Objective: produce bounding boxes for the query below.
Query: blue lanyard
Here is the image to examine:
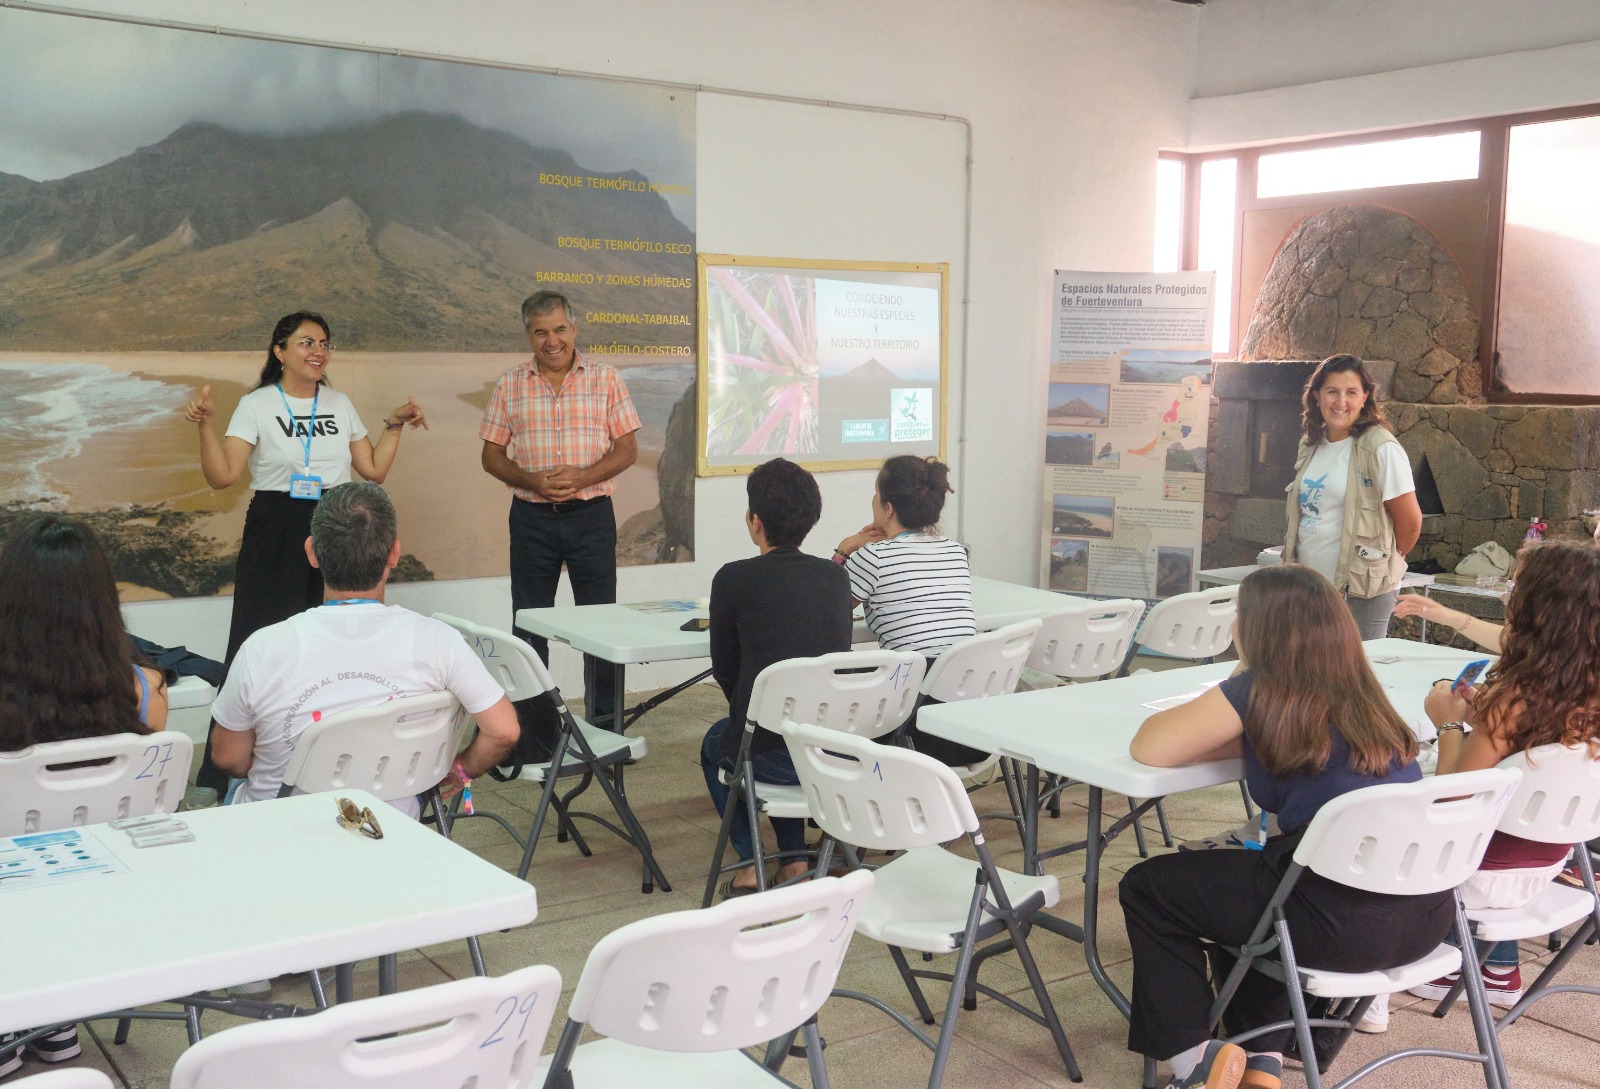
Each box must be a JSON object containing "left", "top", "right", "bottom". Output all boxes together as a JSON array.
[
  {"left": 276, "top": 383, "right": 319, "bottom": 471},
  {"left": 322, "top": 598, "right": 381, "bottom": 608}
]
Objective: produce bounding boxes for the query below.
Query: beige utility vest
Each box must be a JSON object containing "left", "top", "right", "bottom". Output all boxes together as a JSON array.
[{"left": 1282, "top": 426, "right": 1408, "bottom": 599}]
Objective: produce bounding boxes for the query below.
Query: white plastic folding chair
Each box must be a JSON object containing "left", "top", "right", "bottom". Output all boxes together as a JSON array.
[
  {"left": 0, "top": 732, "right": 191, "bottom": 835},
  {"left": 433, "top": 614, "right": 668, "bottom": 894},
  {"left": 281, "top": 690, "right": 487, "bottom": 996},
  {"left": 918, "top": 619, "right": 1040, "bottom": 818},
  {"left": 169, "top": 964, "right": 561, "bottom": 1089},
  {"left": 538, "top": 871, "right": 874, "bottom": 1089},
  {"left": 7, "top": 1071, "right": 115, "bottom": 1089},
  {"left": 1029, "top": 598, "right": 1145, "bottom": 683},
  {"left": 701, "top": 649, "right": 923, "bottom": 906},
  {"left": 1022, "top": 600, "right": 1147, "bottom": 825},
  {"left": 1423, "top": 742, "right": 1600, "bottom": 1036},
  {"left": 1119, "top": 584, "right": 1243, "bottom": 852},
  {"left": 781, "top": 722, "right": 1081, "bottom": 1089},
  {"left": 1119, "top": 583, "right": 1239, "bottom": 676},
  {"left": 0, "top": 732, "right": 193, "bottom": 1060},
  {"left": 1202, "top": 768, "right": 1523, "bottom": 1089}
]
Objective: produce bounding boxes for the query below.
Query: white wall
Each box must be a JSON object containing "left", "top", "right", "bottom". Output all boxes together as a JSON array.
[
  {"left": 53, "top": 0, "right": 1198, "bottom": 694},
  {"left": 1190, "top": 0, "right": 1600, "bottom": 148}
]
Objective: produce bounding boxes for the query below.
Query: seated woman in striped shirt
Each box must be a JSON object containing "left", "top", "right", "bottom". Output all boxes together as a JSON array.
[{"left": 834, "top": 455, "right": 987, "bottom": 765}]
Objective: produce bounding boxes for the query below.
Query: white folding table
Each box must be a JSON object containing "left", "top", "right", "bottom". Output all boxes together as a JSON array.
[
  {"left": 515, "top": 576, "right": 1073, "bottom": 730},
  {"left": 915, "top": 637, "right": 1488, "bottom": 1018},
  {"left": 0, "top": 790, "right": 537, "bottom": 1036}
]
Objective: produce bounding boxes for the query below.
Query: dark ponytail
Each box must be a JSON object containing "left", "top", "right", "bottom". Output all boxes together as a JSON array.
[
  {"left": 255, "top": 311, "right": 331, "bottom": 390},
  {"left": 877, "top": 455, "right": 953, "bottom": 531}
]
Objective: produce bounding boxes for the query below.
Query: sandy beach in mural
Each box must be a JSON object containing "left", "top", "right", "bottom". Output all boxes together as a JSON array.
[{"left": 0, "top": 350, "right": 684, "bottom": 598}]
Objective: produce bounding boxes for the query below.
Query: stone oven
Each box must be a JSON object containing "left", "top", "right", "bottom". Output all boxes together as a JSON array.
[{"left": 1204, "top": 204, "right": 1600, "bottom": 578}]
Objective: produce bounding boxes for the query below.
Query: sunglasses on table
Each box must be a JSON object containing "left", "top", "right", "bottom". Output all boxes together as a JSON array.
[{"left": 335, "top": 797, "right": 384, "bottom": 840}]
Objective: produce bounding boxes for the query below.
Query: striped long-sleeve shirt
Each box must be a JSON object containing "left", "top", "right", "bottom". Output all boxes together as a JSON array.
[{"left": 845, "top": 533, "right": 975, "bottom": 654}]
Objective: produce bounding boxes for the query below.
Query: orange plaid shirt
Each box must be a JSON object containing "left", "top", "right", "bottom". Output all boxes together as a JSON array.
[{"left": 479, "top": 354, "right": 641, "bottom": 503}]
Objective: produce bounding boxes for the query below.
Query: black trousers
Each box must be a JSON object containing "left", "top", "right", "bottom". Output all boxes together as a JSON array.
[
  {"left": 225, "top": 490, "right": 323, "bottom": 664},
  {"left": 1119, "top": 829, "right": 1454, "bottom": 1058},
  {"left": 508, "top": 495, "right": 617, "bottom": 723},
  {"left": 199, "top": 490, "right": 324, "bottom": 793}
]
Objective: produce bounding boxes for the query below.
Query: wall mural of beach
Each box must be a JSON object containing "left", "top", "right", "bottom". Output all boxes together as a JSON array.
[{"left": 0, "top": 9, "right": 697, "bottom": 600}]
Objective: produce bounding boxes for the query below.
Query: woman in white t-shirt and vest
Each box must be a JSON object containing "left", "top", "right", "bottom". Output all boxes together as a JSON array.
[
  {"left": 1282, "top": 354, "right": 1422, "bottom": 639},
  {"left": 834, "top": 455, "right": 987, "bottom": 765},
  {"left": 182, "top": 311, "right": 428, "bottom": 664}
]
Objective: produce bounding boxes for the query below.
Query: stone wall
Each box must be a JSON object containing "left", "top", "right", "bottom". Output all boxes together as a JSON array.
[
  {"left": 1203, "top": 360, "right": 1600, "bottom": 570},
  {"left": 1208, "top": 201, "right": 1600, "bottom": 579},
  {"left": 1394, "top": 403, "right": 1600, "bottom": 569}
]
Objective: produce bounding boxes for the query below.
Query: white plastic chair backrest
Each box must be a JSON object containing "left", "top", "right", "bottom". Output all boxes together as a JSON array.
[
  {"left": 280, "top": 691, "right": 464, "bottom": 804},
  {"left": 169, "top": 963, "right": 561, "bottom": 1089},
  {"left": 782, "top": 721, "right": 978, "bottom": 849},
  {"left": 746, "top": 649, "right": 924, "bottom": 740},
  {"left": 1028, "top": 599, "right": 1145, "bottom": 680},
  {"left": 569, "top": 869, "right": 873, "bottom": 1052},
  {"left": 9, "top": 1069, "right": 116, "bottom": 1089},
  {"left": 921, "top": 618, "right": 1041, "bottom": 703},
  {"left": 433, "top": 613, "right": 556, "bottom": 701},
  {"left": 1496, "top": 742, "right": 1600, "bottom": 845},
  {"left": 0, "top": 732, "right": 192, "bottom": 836},
  {"left": 1293, "top": 767, "right": 1523, "bottom": 896},
  {"left": 1132, "top": 584, "right": 1239, "bottom": 660}
]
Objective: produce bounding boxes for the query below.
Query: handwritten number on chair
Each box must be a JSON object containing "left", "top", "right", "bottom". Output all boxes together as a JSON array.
[
  {"left": 134, "top": 742, "right": 174, "bottom": 781},
  {"left": 831, "top": 898, "right": 855, "bottom": 943},
  {"left": 473, "top": 635, "right": 499, "bottom": 660},
  {"left": 479, "top": 991, "right": 540, "bottom": 1049},
  {"left": 871, "top": 761, "right": 883, "bottom": 781}
]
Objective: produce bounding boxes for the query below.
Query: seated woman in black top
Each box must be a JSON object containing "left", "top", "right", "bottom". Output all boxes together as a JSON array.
[
  {"left": 699, "top": 459, "right": 852, "bottom": 895},
  {"left": 1119, "top": 564, "right": 1449, "bottom": 1089}
]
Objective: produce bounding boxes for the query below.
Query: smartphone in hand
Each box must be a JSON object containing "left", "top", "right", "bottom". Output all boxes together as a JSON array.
[{"left": 1452, "top": 658, "right": 1490, "bottom": 693}]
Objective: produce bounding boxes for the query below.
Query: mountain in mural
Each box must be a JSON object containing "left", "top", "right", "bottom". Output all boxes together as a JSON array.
[{"left": 0, "top": 112, "right": 694, "bottom": 351}]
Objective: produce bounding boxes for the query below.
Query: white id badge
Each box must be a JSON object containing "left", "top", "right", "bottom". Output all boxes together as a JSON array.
[{"left": 288, "top": 473, "right": 323, "bottom": 500}]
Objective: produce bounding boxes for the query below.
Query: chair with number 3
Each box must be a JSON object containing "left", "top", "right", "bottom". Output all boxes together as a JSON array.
[{"left": 168, "top": 965, "right": 561, "bottom": 1089}]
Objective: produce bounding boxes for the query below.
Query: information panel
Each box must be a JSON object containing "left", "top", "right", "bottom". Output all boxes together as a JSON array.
[
  {"left": 697, "top": 254, "right": 947, "bottom": 475},
  {"left": 1042, "top": 271, "right": 1215, "bottom": 599}
]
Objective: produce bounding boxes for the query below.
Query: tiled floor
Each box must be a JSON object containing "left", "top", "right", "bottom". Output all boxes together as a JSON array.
[{"left": 21, "top": 681, "right": 1600, "bottom": 1088}]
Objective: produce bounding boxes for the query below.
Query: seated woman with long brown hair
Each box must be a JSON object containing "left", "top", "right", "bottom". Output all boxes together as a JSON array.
[
  {"left": 0, "top": 515, "right": 167, "bottom": 1072},
  {"left": 1408, "top": 537, "right": 1600, "bottom": 1008},
  {"left": 1119, "top": 564, "right": 1450, "bottom": 1089}
]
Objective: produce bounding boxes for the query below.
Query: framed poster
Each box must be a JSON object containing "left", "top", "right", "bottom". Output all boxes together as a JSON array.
[{"left": 697, "top": 254, "right": 947, "bottom": 476}]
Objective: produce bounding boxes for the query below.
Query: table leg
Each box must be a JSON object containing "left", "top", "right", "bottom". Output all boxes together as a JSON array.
[
  {"left": 1082, "top": 785, "right": 1132, "bottom": 1018},
  {"left": 611, "top": 661, "right": 627, "bottom": 732},
  {"left": 1023, "top": 764, "right": 1041, "bottom": 876}
]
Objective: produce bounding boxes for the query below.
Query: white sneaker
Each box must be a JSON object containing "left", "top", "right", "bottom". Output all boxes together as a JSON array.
[
  {"left": 1354, "top": 992, "right": 1389, "bottom": 1033},
  {"left": 226, "top": 978, "right": 272, "bottom": 997}
]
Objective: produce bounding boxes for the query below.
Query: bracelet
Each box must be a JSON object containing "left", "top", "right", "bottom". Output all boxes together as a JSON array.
[
  {"left": 385, "top": 418, "right": 405, "bottom": 431},
  {"left": 832, "top": 548, "right": 848, "bottom": 565},
  {"left": 1435, "top": 721, "right": 1468, "bottom": 734}
]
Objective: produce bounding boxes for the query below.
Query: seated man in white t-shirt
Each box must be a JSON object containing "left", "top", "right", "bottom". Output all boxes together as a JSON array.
[{"left": 210, "top": 482, "right": 518, "bottom": 818}]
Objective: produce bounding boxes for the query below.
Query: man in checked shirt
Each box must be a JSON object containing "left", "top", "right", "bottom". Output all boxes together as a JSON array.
[{"left": 480, "top": 290, "right": 640, "bottom": 727}]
